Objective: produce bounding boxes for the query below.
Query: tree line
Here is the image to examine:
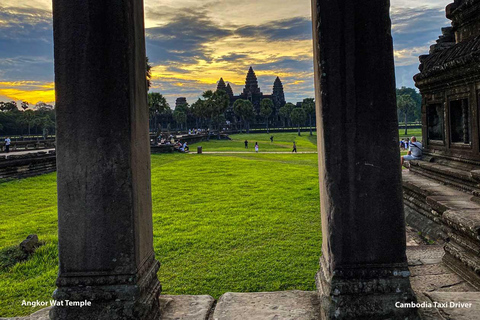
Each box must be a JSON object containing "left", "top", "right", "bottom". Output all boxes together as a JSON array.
[
  {"left": 0, "top": 101, "right": 55, "bottom": 137},
  {"left": 148, "top": 90, "right": 316, "bottom": 136},
  {"left": 396, "top": 87, "right": 422, "bottom": 135}
]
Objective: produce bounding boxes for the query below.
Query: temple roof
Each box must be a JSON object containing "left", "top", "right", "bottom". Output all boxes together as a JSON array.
[{"left": 414, "top": 35, "right": 480, "bottom": 82}]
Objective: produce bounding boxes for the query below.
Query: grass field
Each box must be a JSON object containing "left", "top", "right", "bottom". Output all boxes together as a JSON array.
[
  {"left": 0, "top": 130, "right": 418, "bottom": 316},
  {"left": 190, "top": 132, "right": 318, "bottom": 152},
  {"left": 0, "top": 141, "right": 321, "bottom": 317}
]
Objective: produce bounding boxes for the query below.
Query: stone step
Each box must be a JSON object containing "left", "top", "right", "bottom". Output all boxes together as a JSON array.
[
  {"left": 211, "top": 291, "right": 320, "bottom": 320},
  {"left": 408, "top": 160, "right": 480, "bottom": 195},
  {"left": 403, "top": 171, "right": 480, "bottom": 239},
  {"left": 424, "top": 292, "right": 480, "bottom": 320},
  {"left": 403, "top": 170, "right": 480, "bottom": 289}
]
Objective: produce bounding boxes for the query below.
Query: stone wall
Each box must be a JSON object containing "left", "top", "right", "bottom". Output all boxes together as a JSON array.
[{"left": 0, "top": 151, "right": 57, "bottom": 181}]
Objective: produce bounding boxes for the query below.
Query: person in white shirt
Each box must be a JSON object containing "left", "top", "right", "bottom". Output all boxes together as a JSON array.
[
  {"left": 401, "top": 136, "right": 422, "bottom": 166},
  {"left": 4, "top": 137, "right": 11, "bottom": 153}
]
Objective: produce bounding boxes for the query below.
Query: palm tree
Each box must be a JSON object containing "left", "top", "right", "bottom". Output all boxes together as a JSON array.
[
  {"left": 397, "top": 94, "right": 416, "bottom": 135},
  {"left": 18, "top": 110, "right": 36, "bottom": 135},
  {"left": 291, "top": 108, "right": 307, "bottom": 136},
  {"left": 148, "top": 92, "right": 169, "bottom": 132},
  {"left": 302, "top": 98, "right": 315, "bottom": 136},
  {"left": 233, "top": 99, "right": 255, "bottom": 133},
  {"left": 260, "top": 99, "right": 273, "bottom": 133}
]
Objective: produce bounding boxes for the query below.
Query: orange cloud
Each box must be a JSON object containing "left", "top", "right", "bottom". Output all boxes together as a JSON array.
[
  {"left": 0, "top": 81, "right": 55, "bottom": 104},
  {"left": 0, "top": 88, "right": 55, "bottom": 104}
]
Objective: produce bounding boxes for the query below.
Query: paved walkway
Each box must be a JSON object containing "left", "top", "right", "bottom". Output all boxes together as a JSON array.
[{"left": 2, "top": 148, "right": 55, "bottom": 158}]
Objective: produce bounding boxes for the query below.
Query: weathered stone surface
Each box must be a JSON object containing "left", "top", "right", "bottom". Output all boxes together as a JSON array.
[
  {"left": 425, "top": 292, "right": 480, "bottom": 320},
  {"left": 406, "top": 244, "right": 477, "bottom": 320},
  {"left": 0, "top": 307, "right": 51, "bottom": 320},
  {"left": 312, "top": 0, "right": 417, "bottom": 318},
  {"left": 50, "top": 0, "right": 161, "bottom": 319},
  {"left": 403, "top": 166, "right": 480, "bottom": 289},
  {"left": 159, "top": 295, "right": 214, "bottom": 320},
  {"left": 212, "top": 291, "right": 320, "bottom": 320},
  {"left": 19, "top": 235, "right": 39, "bottom": 254}
]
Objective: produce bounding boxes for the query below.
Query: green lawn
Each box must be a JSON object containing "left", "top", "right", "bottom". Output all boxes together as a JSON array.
[
  {"left": 0, "top": 151, "right": 321, "bottom": 317},
  {"left": 0, "top": 130, "right": 416, "bottom": 316},
  {"left": 190, "top": 132, "right": 318, "bottom": 152},
  {"left": 399, "top": 128, "right": 422, "bottom": 141}
]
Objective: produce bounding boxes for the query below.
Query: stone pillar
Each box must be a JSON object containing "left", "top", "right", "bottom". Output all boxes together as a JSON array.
[
  {"left": 50, "top": 1, "right": 161, "bottom": 319},
  {"left": 311, "top": 1, "right": 418, "bottom": 319}
]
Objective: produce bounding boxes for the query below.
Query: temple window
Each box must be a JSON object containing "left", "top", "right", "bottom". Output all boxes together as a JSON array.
[
  {"left": 427, "top": 103, "right": 444, "bottom": 141},
  {"left": 449, "top": 98, "right": 470, "bottom": 144}
]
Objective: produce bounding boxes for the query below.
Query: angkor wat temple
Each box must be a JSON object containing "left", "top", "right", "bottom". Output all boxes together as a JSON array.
[
  {"left": 404, "top": 0, "right": 480, "bottom": 289},
  {"left": 216, "top": 66, "right": 286, "bottom": 113}
]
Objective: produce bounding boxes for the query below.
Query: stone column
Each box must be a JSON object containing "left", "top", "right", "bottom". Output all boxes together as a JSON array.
[
  {"left": 50, "top": 1, "right": 161, "bottom": 319},
  {"left": 311, "top": 1, "right": 418, "bottom": 319}
]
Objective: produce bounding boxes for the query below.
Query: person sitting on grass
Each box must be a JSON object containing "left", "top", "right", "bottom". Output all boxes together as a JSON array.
[
  {"left": 401, "top": 136, "right": 422, "bottom": 166},
  {"left": 183, "top": 142, "right": 189, "bottom": 152}
]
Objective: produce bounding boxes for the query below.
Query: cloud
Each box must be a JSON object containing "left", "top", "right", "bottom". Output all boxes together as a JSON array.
[
  {"left": 389, "top": 2, "right": 452, "bottom": 88},
  {"left": 0, "top": 0, "right": 455, "bottom": 105},
  {"left": 235, "top": 17, "right": 312, "bottom": 41},
  {"left": 146, "top": 12, "right": 233, "bottom": 65}
]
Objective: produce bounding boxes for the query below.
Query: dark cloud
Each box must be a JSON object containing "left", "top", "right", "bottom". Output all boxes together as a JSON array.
[
  {"left": 146, "top": 13, "right": 233, "bottom": 64},
  {"left": 0, "top": 7, "right": 53, "bottom": 80},
  {"left": 254, "top": 58, "right": 313, "bottom": 72},
  {"left": 391, "top": 7, "right": 449, "bottom": 51},
  {"left": 216, "top": 53, "right": 250, "bottom": 62},
  {"left": 235, "top": 17, "right": 312, "bottom": 41}
]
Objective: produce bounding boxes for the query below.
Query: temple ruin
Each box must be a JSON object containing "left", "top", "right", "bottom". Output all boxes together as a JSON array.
[
  {"left": 216, "top": 67, "right": 286, "bottom": 113},
  {"left": 404, "top": 0, "right": 480, "bottom": 290}
]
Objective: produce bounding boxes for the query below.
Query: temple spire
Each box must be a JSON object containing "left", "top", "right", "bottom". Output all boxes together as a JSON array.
[
  {"left": 272, "top": 77, "right": 285, "bottom": 108},
  {"left": 217, "top": 77, "right": 226, "bottom": 92},
  {"left": 243, "top": 66, "right": 260, "bottom": 95},
  {"left": 226, "top": 83, "right": 234, "bottom": 98}
]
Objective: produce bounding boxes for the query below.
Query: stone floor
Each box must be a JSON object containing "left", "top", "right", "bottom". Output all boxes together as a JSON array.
[
  {"left": 2, "top": 148, "right": 55, "bottom": 158},
  {"left": 3, "top": 229, "right": 479, "bottom": 320}
]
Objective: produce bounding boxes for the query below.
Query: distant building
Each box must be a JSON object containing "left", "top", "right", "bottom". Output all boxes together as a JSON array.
[
  {"left": 175, "top": 97, "right": 187, "bottom": 108},
  {"left": 216, "top": 67, "right": 286, "bottom": 126},
  {"left": 216, "top": 67, "right": 286, "bottom": 112}
]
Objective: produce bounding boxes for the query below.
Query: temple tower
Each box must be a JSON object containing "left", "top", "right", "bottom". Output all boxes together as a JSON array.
[
  {"left": 175, "top": 97, "right": 187, "bottom": 108},
  {"left": 226, "top": 83, "right": 234, "bottom": 99},
  {"left": 242, "top": 67, "right": 262, "bottom": 97},
  {"left": 272, "top": 77, "right": 286, "bottom": 109},
  {"left": 216, "top": 78, "right": 227, "bottom": 92}
]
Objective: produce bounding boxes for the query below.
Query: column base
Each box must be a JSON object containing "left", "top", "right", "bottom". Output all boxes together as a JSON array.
[
  {"left": 50, "top": 258, "right": 161, "bottom": 320},
  {"left": 316, "top": 256, "right": 420, "bottom": 320}
]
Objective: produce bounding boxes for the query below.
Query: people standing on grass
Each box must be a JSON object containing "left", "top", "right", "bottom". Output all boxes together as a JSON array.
[
  {"left": 292, "top": 141, "right": 297, "bottom": 153},
  {"left": 244, "top": 140, "right": 248, "bottom": 149},
  {"left": 255, "top": 142, "right": 259, "bottom": 153},
  {"left": 270, "top": 135, "right": 274, "bottom": 142},
  {"left": 4, "top": 137, "right": 11, "bottom": 153}
]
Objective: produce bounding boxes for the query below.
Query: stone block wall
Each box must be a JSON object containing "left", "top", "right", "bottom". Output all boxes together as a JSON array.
[{"left": 0, "top": 151, "right": 57, "bottom": 181}]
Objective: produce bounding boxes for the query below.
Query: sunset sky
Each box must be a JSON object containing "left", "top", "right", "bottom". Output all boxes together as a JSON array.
[{"left": 0, "top": 0, "right": 452, "bottom": 107}]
